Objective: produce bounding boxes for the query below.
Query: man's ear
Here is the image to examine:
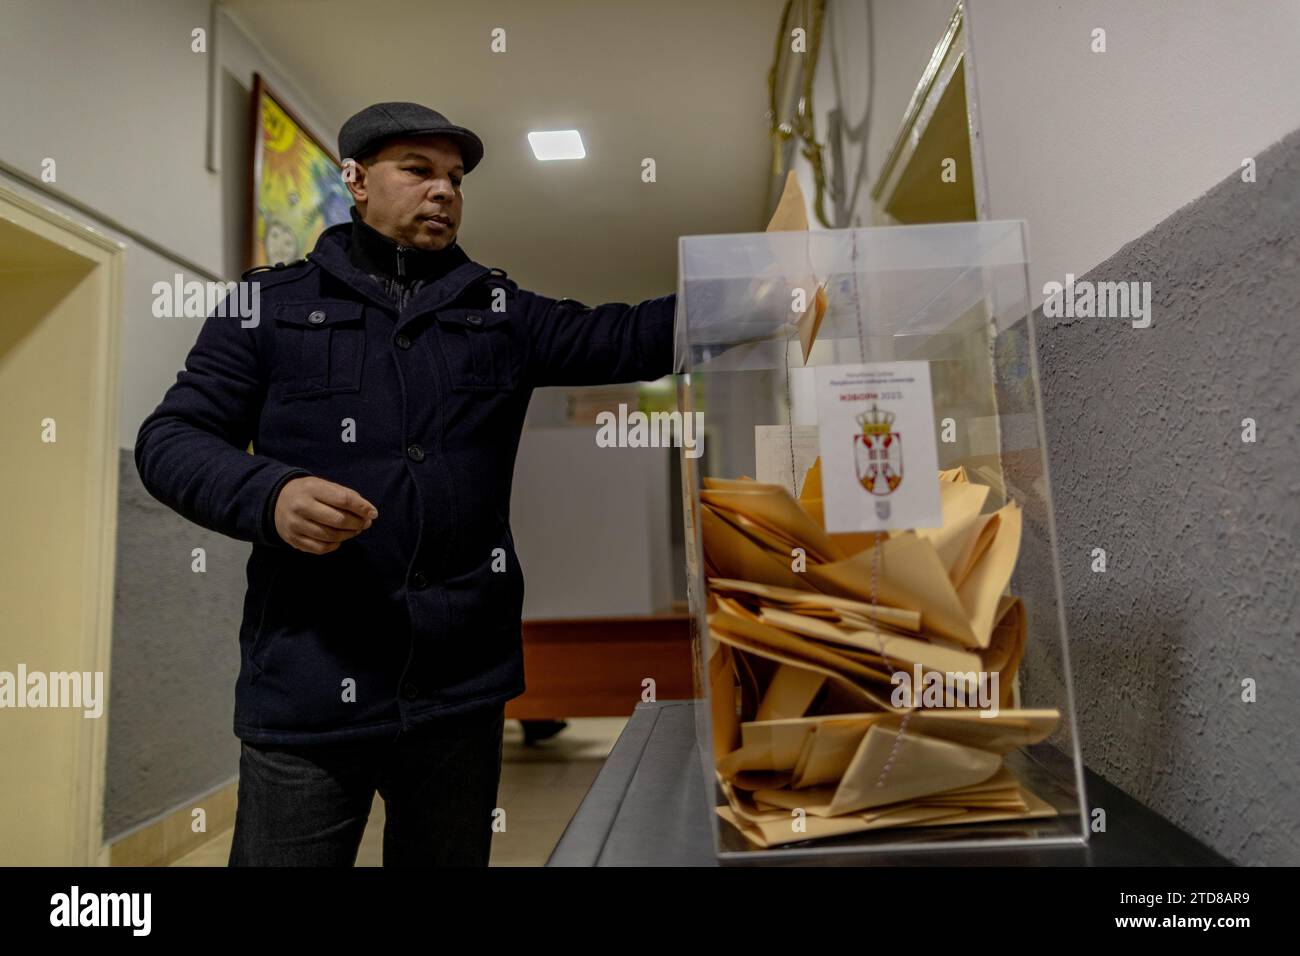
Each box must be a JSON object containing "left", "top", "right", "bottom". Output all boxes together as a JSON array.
[{"left": 344, "top": 159, "right": 368, "bottom": 203}]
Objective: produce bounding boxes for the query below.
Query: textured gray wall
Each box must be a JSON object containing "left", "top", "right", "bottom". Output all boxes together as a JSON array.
[
  {"left": 1023, "top": 128, "right": 1300, "bottom": 865},
  {"left": 106, "top": 450, "right": 243, "bottom": 839}
]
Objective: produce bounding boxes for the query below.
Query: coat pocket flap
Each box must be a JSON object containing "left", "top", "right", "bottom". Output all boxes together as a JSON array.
[
  {"left": 274, "top": 302, "right": 365, "bottom": 328},
  {"left": 434, "top": 307, "right": 512, "bottom": 330}
]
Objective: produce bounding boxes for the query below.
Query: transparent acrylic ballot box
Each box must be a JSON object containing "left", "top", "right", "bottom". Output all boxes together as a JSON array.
[{"left": 675, "top": 220, "right": 1087, "bottom": 861}]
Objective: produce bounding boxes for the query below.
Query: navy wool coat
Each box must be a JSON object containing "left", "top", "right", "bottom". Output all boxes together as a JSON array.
[{"left": 135, "top": 220, "right": 676, "bottom": 744}]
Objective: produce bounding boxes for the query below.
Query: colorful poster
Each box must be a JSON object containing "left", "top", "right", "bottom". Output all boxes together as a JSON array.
[{"left": 250, "top": 75, "right": 352, "bottom": 269}]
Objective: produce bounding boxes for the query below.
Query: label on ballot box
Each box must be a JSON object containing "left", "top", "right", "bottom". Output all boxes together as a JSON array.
[{"left": 814, "top": 361, "right": 942, "bottom": 532}]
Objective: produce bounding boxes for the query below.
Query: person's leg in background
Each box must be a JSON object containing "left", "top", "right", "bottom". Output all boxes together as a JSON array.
[
  {"left": 228, "top": 738, "right": 379, "bottom": 866},
  {"left": 378, "top": 704, "right": 506, "bottom": 867}
]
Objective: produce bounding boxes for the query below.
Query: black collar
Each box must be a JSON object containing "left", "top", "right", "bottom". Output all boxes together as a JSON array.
[{"left": 347, "top": 206, "right": 468, "bottom": 281}]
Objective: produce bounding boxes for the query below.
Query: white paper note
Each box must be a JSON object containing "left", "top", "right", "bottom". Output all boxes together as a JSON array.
[{"left": 755, "top": 425, "right": 821, "bottom": 496}]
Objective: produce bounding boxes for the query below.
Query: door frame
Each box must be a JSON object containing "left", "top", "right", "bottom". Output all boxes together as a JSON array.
[{"left": 0, "top": 183, "right": 124, "bottom": 865}]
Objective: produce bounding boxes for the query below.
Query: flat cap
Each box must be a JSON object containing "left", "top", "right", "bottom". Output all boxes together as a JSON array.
[{"left": 338, "top": 102, "right": 484, "bottom": 173}]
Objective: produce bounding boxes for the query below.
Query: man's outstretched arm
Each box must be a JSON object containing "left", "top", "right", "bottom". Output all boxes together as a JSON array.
[{"left": 523, "top": 291, "right": 676, "bottom": 387}]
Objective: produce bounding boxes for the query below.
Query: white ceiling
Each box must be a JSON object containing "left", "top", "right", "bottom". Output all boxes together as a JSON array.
[{"left": 225, "top": 0, "right": 787, "bottom": 304}]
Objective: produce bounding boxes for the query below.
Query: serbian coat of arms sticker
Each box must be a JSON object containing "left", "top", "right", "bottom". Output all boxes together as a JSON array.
[
  {"left": 813, "top": 361, "right": 942, "bottom": 532},
  {"left": 854, "top": 404, "right": 903, "bottom": 496}
]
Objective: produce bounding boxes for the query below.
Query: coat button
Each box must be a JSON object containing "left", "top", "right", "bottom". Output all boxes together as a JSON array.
[
  {"left": 410, "top": 570, "right": 428, "bottom": 590},
  {"left": 308, "top": 310, "right": 326, "bottom": 324},
  {"left": 465, "top": 313, "right": 483, "bottom": 326},
  {"left": 406, "top": 443, "right": 425, "bottom": 462},
  {"left": 395, "top": 333, "right": 412, "bottom": 349},
  {"left": 402, "top": 681, "right": 418, "bottom": 700}
]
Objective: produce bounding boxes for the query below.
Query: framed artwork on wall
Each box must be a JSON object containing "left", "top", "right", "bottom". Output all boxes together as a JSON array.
[{"left": 248, "top": 73, "right": 352, "bottom": 269}]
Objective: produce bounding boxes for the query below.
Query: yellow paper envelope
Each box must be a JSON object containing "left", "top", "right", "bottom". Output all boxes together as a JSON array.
[
  {"left": 701, "top": 505, "right": 809, "bottom": 591},
  {"left": 708, "top": 577, "right": 921, "bottom": 632},
  {"left": 822, "top": 723, "right": 1003, "bottom": 814},
  {"left": 906, "top": 708, "right": 1060, "bottom": 755},
  {"left": 709, "top": 643, "right": 740, "bottom": 757},
  {"left": 791, "top": 715, "right": 885, "bottom": 788},
  {"left": 711, "top": 603, "right": 898, "bottom": 694},
  {"left": 756, "top": 663, "right": 827, "bottom": 721},
  {"left": 765, "top": 170, "right": 827, "bottom": 364},
  {"left": 702, "top": 483, "right": 843, "bottom": 562},
  {"left": 915, "top": 478, "right": 991, "bottom": 580},
  {"left": 803, "top": 532, "right": 979, "bottom": 648},
  {"left": 758, "top": 605, "right": 983, "bottom": 677},
  {"left": 912, "top": 785, "right": 1058, "bottom": 828},
  {"left": 956, "top": 499, "right": 1023, "bottom": 648},
  {"left": 708, "top": 613, "right": 896, "bottom": 714}
]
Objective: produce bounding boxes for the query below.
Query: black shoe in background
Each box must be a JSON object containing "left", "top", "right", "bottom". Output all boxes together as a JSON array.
[{"left": 521, "top": 719, "right": 569, "bottom": 745}]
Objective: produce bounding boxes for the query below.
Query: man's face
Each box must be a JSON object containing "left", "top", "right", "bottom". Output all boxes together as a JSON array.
[{"left": 347, "top": 135, "right": 464, "bottom": 250}]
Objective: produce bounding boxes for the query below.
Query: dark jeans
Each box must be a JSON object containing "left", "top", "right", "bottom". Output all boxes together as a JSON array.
[{"left": 228, "top": 704, "right": 506, "bottom": 866}]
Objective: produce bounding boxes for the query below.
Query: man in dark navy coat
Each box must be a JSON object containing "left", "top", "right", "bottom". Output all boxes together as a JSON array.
[{"left": 134, "top": 103, "right": 676, "bottom": 866}]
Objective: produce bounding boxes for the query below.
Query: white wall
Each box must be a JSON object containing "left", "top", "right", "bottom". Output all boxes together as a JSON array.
[
  {"left": 511, "top": 430, "right": 673, "bottom": 619},
  {"left": 965, "top": 0, "right": 1300, "bottom": 307},
  {"left": 0, "top": 0, "right": 345, "bottom": 448}
]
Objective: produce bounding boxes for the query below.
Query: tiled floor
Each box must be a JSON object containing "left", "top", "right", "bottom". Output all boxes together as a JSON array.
[{"left": 171, "top": 716, "right": 627, "bottom": 867}]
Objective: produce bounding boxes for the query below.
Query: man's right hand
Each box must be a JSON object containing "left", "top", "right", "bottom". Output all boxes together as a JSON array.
[{"left": 273, "top": 476, "right": 378, "bottom": 554}]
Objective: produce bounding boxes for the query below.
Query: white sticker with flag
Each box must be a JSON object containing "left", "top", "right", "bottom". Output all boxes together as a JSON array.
[{"left": 813, "top": 361, "right": 942, "bottom": 532}]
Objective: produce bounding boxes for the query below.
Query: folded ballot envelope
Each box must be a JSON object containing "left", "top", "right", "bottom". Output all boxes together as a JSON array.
[
  {"left": 722, "top": 173, "right": 828, "bottom": 371},
  {"left": 701, "top": 460, "right": 1060, "bottom": 847},
  {"left": 763, "top": 171, "right": 828, "bottom": 364}
]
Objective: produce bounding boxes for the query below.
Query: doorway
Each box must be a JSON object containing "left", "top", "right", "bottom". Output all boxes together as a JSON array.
[{"left": 0, "top": 185, "right": 123, "bottom": 865}]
